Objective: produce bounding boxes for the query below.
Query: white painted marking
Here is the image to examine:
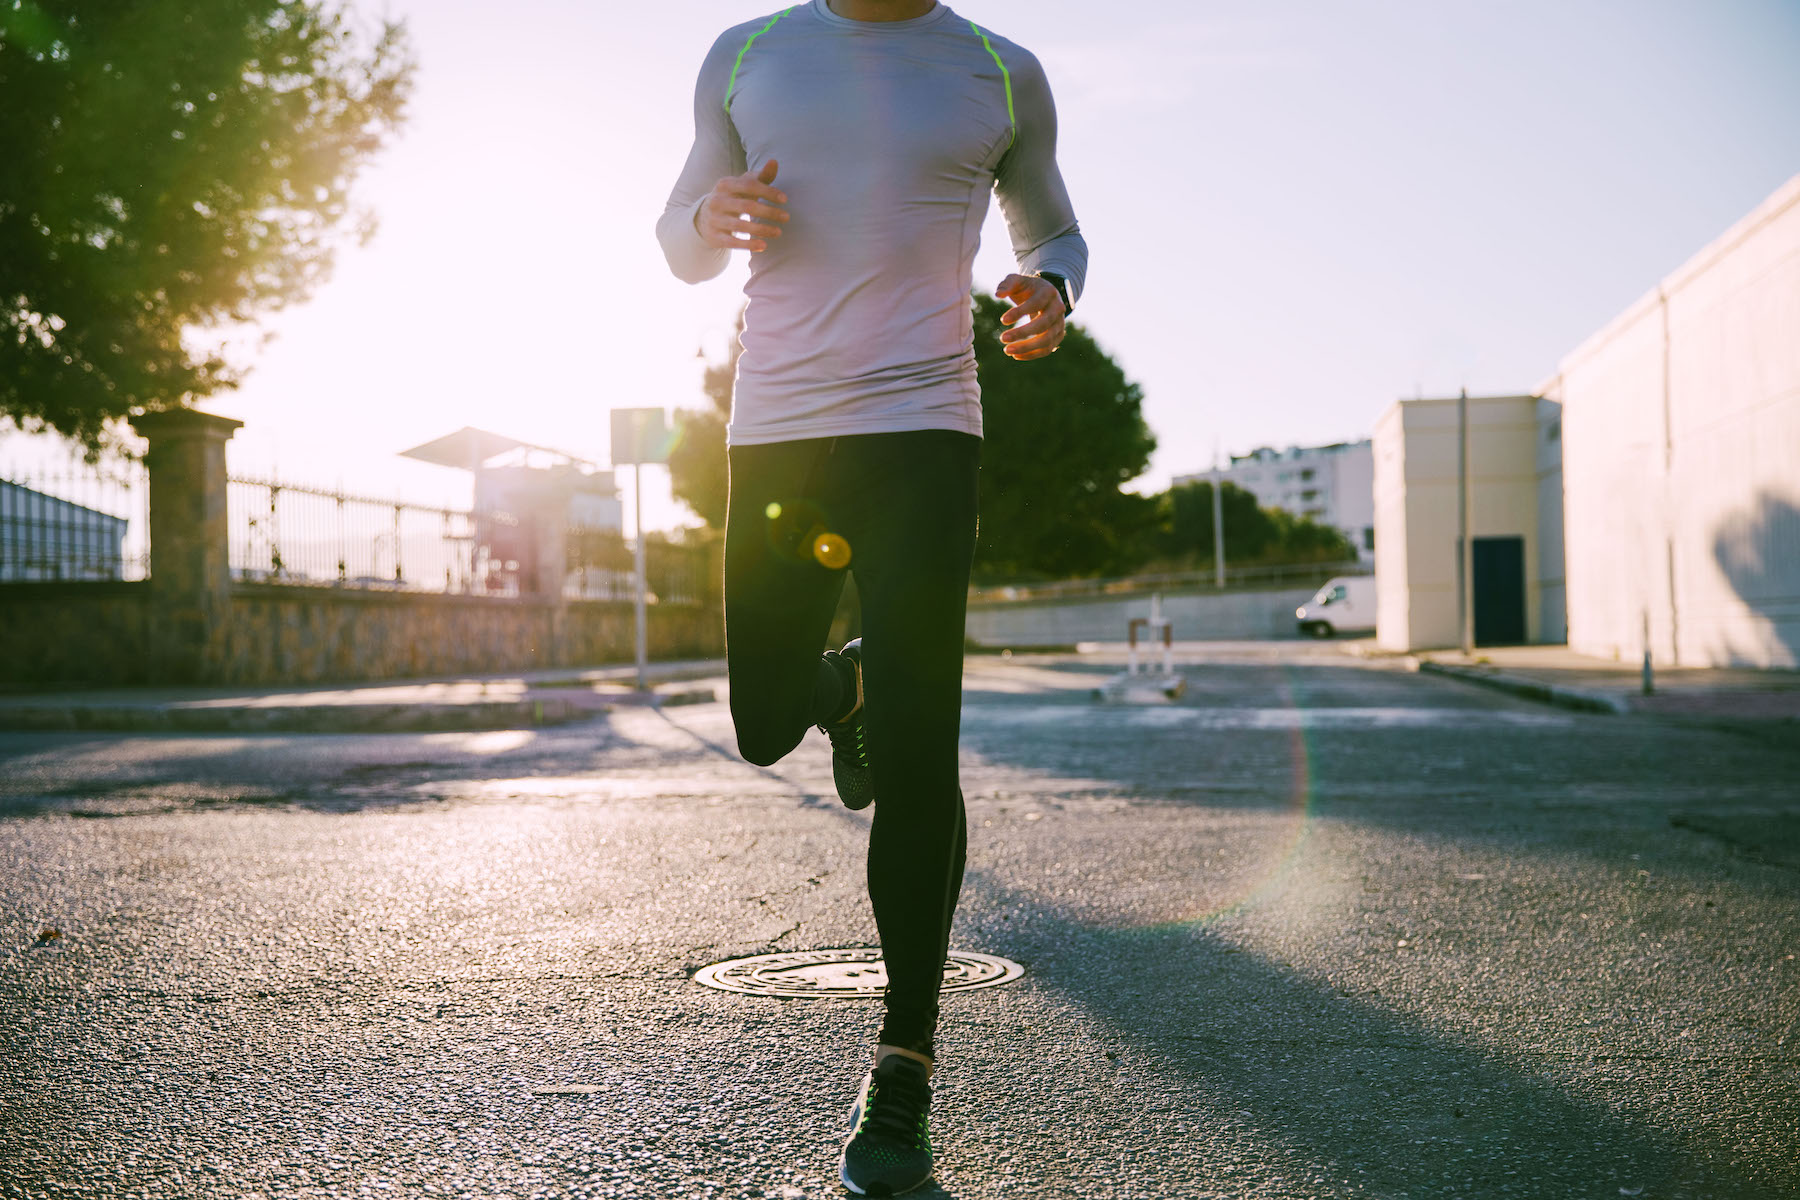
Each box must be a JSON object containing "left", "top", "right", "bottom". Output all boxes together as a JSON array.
[{"left": 962, "top": 705, "right": 1572, "bottom": 730}]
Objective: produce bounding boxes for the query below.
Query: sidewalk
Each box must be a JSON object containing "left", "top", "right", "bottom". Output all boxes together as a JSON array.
[
  {"left": 0, "top": 659, "right": 727, "bottom": 734},
  {"left": 1345, "top": 640, "right": 1800, "bottom": 739}
]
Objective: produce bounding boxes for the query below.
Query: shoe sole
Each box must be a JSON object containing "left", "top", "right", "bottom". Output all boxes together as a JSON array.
[
  {"left": 838, "top": 1156, "right": 930, "bottom": 1197},
  {"left": 844, "top": 642, "right": 865, "bottom": 717},
  {"left": 838, "top": 1157, "right": 870, "bottom": 1195},
  {"left": 833, "top": 644, "right": 874, "bottom": 811}
]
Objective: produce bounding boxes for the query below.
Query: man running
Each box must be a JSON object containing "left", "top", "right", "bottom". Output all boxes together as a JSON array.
[{"left": 656, "top": 0, "right": 1085, "bottom": 1192}]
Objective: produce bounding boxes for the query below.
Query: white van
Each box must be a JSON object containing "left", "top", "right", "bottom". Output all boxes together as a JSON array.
[{"left": 1296, "top": 575, "right": 1376, "bottom": 638}]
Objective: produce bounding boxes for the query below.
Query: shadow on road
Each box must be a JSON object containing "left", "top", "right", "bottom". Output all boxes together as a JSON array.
[
  {"left": 957, "top": 869, "right": 1789, "bottom": 1197},
  {"left": 640, "top": 665, "right": 1797, "bottom": 1197}
]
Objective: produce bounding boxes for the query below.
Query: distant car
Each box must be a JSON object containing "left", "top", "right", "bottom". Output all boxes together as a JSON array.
[{"left": 1296, "top": 575, "right": 1376, "bottom": 638}]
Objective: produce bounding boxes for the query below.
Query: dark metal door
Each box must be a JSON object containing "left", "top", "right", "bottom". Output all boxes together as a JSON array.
[{"left": 1473, "top": 536, "right": 1527, "bottom": 645}]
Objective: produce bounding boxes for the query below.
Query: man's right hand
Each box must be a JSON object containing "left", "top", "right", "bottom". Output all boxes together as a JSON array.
[{"left": 695, "top": 160, "right": 788, "bottom": 252}]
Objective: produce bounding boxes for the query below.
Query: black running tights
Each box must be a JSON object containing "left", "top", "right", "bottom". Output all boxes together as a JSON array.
[{"left": 724, "top": 430, "right": 978, "bottom": 1058}]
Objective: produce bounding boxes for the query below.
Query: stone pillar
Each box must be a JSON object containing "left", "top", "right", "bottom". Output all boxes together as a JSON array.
[{"left": 133, "top": 409, "right": 243, "bottom": 684}]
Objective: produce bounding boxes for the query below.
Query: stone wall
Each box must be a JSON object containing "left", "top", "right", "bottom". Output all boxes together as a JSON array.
[
  {"left": 0, "top": 581, "right": 722, "bottom": 689},
  {"left": 222, "top": 585, "right": 722, "bottom": 686},
  {"left": 0, "top": 582, "right": 154, "bottom": 687},
  {"left": 4, "top": 411, "right": 726, "bottom": 690}
]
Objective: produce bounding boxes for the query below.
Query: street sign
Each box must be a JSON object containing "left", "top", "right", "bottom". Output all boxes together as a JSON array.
[{"left": 609, "top": 407, "right": 673, "bottom": 466}]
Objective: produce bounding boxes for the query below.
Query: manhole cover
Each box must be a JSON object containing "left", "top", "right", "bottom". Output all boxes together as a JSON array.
[{"left": 692, "top": 948, "right": 1023, "bottom": 998}]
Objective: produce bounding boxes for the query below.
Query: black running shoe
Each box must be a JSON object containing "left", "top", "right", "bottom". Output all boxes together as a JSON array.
[
  {"left": 819, "top": 639, "right": 874, "bottom": 811},
  {"left": 839, "top": 1054, "right": 933, "bottom": 1196}
]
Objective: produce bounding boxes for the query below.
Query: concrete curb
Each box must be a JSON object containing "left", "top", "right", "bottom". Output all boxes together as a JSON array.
[
  {"left": 0, "top": 699, "right": 592, "bottom": 734},
  {"left": 1416, "top": 660, "right": 1632, "bottom": 715},
  {"left": 0, "top": 685, "right": 719, "bottom": 735}
]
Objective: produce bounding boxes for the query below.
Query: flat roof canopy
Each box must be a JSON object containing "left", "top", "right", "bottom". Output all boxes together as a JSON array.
[{"left": 399, "top": 426, "right": 596, "bottom": 472}]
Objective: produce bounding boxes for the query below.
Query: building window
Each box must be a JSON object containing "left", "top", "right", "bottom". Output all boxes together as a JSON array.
[
  {"left": 1363, "top": 527, "right": 1375, "bottom": 550},
  {"left": 1301, "top": 489, "right": 1319, "bottom": 502},
  {"left": 1300, "top": 468, "right": 1315, "bottom": 481}
]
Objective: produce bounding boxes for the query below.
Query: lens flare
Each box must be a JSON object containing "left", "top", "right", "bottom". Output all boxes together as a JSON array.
[
  {"left": 762, "top": 496, "right": 850, "bottom": 569},
  {"left": 1132, "top": 664, "right": 1316, "bottom": 932},
  {"left": 812, "top": 532, "right": 851, "bottom": 569}
]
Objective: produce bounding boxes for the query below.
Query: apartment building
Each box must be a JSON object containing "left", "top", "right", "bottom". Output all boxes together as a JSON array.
[{"left": 1174, "top": 439, "right": 1375, "bottom": 559}]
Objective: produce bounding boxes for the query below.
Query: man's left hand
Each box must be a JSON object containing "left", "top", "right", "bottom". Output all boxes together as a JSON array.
[{"left": 995, "top": 274, "right": 1067, "bottom": 361}]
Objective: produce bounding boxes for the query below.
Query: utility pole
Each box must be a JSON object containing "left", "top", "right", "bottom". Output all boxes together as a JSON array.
[
  {"left": 610, "top": 407, "right": 672, "bottom": 693},
  {"left": 1458, "top": 388, "right": 1474, "bottom": 657},
  {"left": 632, "top": 459, "right": 648, "bottom": 691},
  {"left": 1211, "top": 441, "right": 1226, "bottom": 590}
]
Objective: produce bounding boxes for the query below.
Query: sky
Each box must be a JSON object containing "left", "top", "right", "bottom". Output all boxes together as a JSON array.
[{"left": 57, "top": 0, "right": 1800, "bottom": 529}]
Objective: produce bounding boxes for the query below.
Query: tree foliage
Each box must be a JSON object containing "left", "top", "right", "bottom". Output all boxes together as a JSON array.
[
  {"left": 668, "top": 296, "right": 1160, "bottom": 585},
  {"left": 667, "top": 297, "right": 1357, "bottom": 581},
  {"left": 0, "top": 0, "right": 413, "bottom": 449},
  {"left": 971, "top": 291, "right": 1158, "bottom": 580},
  {"left": 1152, "top": 478, "right": 1357, "bottom": 568},
  {"left": 666, "top": 310, "right": 737, "bottom": 530}
]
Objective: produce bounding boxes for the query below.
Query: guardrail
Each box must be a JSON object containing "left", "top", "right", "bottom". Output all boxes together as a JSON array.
[{"left": 968, "top": 560, "right": 1369, "bottom": 605}]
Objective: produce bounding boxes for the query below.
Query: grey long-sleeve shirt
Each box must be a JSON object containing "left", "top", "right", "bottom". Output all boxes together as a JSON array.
[{"left": 656, "top": 0, "right": 1087, "bottom": 445}]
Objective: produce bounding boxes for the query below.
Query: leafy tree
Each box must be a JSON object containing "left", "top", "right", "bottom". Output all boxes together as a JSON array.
[
  {"left": 0, "top": 0, "right": 413, "bottom": 450},
  {"left": 666, "top": 309, "right": 738, "bottom": 530},
  {"left": 1153, "top": 477, "right": 1356, "bottom": 567},
  {"left": 1261, "top": 506, "right": 1358, "bottom": 564},
  {"left": 1162, "top": 478, "right": 1265, "bottom": 563},
  {"left": 669, "top": 294, "right": 1159, "bottom": 583},
  {"left": 971, "top": 291, "right": 1157, "bottom": 580}
]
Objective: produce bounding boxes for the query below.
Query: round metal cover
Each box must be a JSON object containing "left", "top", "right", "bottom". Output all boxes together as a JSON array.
[{"left": 692, "top": 948, "right": 1023, "bottom": 998}]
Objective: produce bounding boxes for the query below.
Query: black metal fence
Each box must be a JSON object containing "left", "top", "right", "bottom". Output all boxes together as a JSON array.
[
  {"left": 227, "top": 475, "right": 488, "bottom": 592},
  {"left": 565, "top": 527, "right": 709, "bottom": 606},
  {"left": 644, "top": 540, "right": 709, "bottom": 606},
  {"left": 227, "top": 474, "right": 711, "bottom": 603},
  {"left": 0, "top": 463, "right": 150, "bottom": 581}
]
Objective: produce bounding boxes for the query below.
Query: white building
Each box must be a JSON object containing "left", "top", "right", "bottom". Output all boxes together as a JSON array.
[
  {"left": 1373, "top": 172, "right": 1800, "bottom": 666},
  {"left": 1372, "top": 395, "right": 1564, "bottom": 651},
  {"left": 0, "top": 481, "right": 130, "bottom": 581},
  {"left": 1546, "top": 174, "right": 1800, "bottom": 669},
  {"left": 1174, "top": 439, "right": 1375, "bottom": 559}
]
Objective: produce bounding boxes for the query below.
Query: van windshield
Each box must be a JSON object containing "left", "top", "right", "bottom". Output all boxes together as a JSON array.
[{"left": 1314, "top": 584, "right": 1347, "bottom": 605}]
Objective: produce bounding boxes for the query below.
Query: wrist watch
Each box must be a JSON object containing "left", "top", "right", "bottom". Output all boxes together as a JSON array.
[{"left": 1037, "top": 271, "right": 1073, "bottom": 314}]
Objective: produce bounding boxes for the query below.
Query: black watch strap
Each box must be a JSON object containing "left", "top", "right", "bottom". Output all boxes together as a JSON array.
[{"left": 1037, "top": 271, "right": 1073, "bottom": 314}]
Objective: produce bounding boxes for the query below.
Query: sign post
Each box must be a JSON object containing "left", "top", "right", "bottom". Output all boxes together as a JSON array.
[
  {"left": 1211, "top": 441, "right": 1226, "bottom": 590},
  {"left": 609, "top": 407, "right": 674, "bottom": 691},
  {"left": 1458, "top": 388, "right": 1474, "bottom": 657}
]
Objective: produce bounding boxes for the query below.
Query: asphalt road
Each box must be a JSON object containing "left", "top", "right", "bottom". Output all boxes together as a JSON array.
[{"left": 2, "top": 643, "right": 1795, "bottom": 1199}]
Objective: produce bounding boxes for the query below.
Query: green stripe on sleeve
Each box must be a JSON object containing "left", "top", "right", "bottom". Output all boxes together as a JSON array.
[
  {"left": 726, "top": 7, "right": 795, "bottom": 112},
  {"left": 967, "top": 20, "right": 1015, "bottom": 149}
]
